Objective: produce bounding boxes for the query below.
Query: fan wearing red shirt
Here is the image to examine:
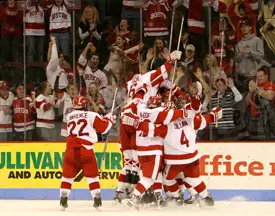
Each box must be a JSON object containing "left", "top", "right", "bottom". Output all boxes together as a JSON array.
[{"left": 247, "top": 67, "right": 275, "bottom": 113}]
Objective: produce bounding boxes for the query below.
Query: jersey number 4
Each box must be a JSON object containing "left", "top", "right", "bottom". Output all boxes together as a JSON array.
[
  {"left": 180, "top": 131, "right": 189, "bottom": 147},
  {"left": 68, "top": 119, "right": 89, "bottom": 136}
]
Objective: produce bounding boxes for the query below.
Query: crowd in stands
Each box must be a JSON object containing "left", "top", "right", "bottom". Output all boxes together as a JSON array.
[{"left": 0, "top": 0, "right": 274, "bottom": 142}]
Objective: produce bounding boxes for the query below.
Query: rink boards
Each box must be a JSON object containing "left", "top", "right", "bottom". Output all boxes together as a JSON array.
[{"left": 0, "top": 142, "right": 275, "bottom": 201}]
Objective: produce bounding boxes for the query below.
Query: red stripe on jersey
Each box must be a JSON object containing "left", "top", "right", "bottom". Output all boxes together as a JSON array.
[
  {"left": 25, "top": 23, "right": 45, "bottom": 29},
  {"left": 37, "top": 119, "right": 55, "bottom": 123},
  {"left": 137, "top": 145, "right": 163, "bottom": 152},
  {"left": 164, "top": 150, "right": 198, "bottom": 160},
  {"left": 0, "top": 123, "right": 12, "bottom": 128}
]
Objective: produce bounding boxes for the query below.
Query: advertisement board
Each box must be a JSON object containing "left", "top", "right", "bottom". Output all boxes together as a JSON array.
[
  {"left": 0, "top": 142, "right": 275, "bottom": 201},
  {"left": 0, "top": 142, "right": 121, "bottom": 189}
]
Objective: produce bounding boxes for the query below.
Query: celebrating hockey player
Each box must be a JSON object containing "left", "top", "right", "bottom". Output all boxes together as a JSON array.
[
  {"left": 114, "top": 50, "right": 182, "bottom": 201},
  {"left": 59, "top": 95, "right": 116, "bottom": 210},
  {"left": 161, "top": 107, "right": 222, "bottom": 207}
]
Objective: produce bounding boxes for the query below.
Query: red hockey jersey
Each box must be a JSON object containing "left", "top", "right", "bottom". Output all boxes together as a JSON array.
[
  {"left": 144, "top": 0, "right": 172, "bottom": 37},
  {"left": 13, "top": 96, "right": 36, "bottom": 132}
]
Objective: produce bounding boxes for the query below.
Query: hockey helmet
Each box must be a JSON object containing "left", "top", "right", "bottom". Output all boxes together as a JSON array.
[{"left": 73, "top": 95, "right": 88, "bottom": 109}]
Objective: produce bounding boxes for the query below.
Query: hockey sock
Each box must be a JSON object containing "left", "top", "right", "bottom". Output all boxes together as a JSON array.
[
  {"left": 60, "top": 177, "right": 74, "bottom": 197},
  {"left": 86, "top": 177, "right": 101, "bottom": 198}
]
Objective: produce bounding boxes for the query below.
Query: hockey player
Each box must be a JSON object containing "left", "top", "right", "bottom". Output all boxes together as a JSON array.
[
  {"left": 156, "top": 107, "right": 222, "bottom": 207},
  {"left": 114, "top": 50, "right": 182, "bottom": 202},
  {"left": 60, "top": 95, "right": 116, "bottom": 210},
  {"left": 136, "top": 95, "right": 165, "bottom": 207}
]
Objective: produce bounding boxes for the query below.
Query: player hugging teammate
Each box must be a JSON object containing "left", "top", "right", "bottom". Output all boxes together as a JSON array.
[
  {"left": 59, "top": 49, "right": 222, "bottom": 211},
  {"left": 113, "top": 50, "right": 223, "bottom": 210}
]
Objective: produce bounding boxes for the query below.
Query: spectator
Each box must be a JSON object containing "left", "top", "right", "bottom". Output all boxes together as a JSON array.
[
  {"left": 46, "top": 36, "right": 72, "bottom": 90},
  {"left": 212, "top": 31, "right": 235, "bottom": 74},
  {"left": 143, "top": 0, "right": 172, "bottom": 46},
  {"left": 104, "top": 35, "right": 129, "bottom": 79},
  {"left": 78, "top": 43, "right": 108, "bottom": 90},
  {"left": 78, "top": 6, "right": 102, "bottom": 51},
  {"left": 202, "top": 78, "right": 243, "bottom": 139},
  {"left": 228, "top": 0, "right": 256, "bottom": 42},
  {"left": 100, "top": 72, "right": 117, "bottom": 114},
  {"left": 0, "top": 81, "right": 14, "bottom": 141},
  {"left": 174, "top": 0, "right": 206, "bottom": 58},
  {"left": 249, "top": 0, "right": 259, "bottom": 12},
  {"left": 13, "top": 84, "right": 36, "bottom": 141},
  {"left": 235, "top": 18, "right": 264, "bottom": 92},
  {"left": 212, "top": 17, "right": 236, "bottom": 46},
  {"left": 121, "top": 0, "right": 142, "bottom": 31},
  {"left": 203, "top": 54, "right": 227, "bottom": 92},
  {"left": 0, "top": 0, "right": 23, "bottom": 65},
  {"left": 179, "top": 29, "right": 193, "bottom": 56},
  {"left": 86, "top": 83, "right": 105, "bottom": 114},
  {"left": 35, "top": 81, "right": 56, "bottom": 141},
  {"left": 55, "top": 83, "right": 78, "bottom": 139},
  {"left": 25, "top": 1, "right": 46, "bottom": 64},
  {"left": 46, "top": 0, "right": 72, "bottom": 56},
  {"left": 258, "top": 0, "right": 275, "bottom": 63},
  {"left": 245, "top": 67, "right": 275, "bottom": 139},
  {"left": 54, "top": 66, "right": 86, "bottom": 96},
  {"left": 146, "top": 37, "right": 169, "bottom": 71},
  {"left": 87, "top": 0, "right": 106, "bottom": 24},
  {"left": 107, "top": 19, "right": 132, "bottom": 45},
  {"left": 178, "top": 44, "right": 201, "bottom": 90}
]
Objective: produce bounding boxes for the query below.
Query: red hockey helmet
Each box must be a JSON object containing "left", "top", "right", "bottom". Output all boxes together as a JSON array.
[
  {"left": 147, "top": 95, "right": 162, "bottom": 109},
  {"left": 73, "top": 95, "right": 88, "bottom": 109}
]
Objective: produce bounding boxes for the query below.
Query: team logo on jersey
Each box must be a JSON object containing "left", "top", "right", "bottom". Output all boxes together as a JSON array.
[
  {"left": 0, "top": 105, "right": 10, "bottom": 111},
  {"left": 51, "top": 12, "right": 68, "bottom": 21},
  {"left": 150, "top": 12, "right": 166, "bottom": 20}
]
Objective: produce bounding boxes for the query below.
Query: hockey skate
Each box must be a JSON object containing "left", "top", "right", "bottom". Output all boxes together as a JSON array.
[
  {"left": 153, "top": 192, "right": 168, "bottom": 207},
  {"left": 199, "top": 194, "right": 214, "bottom": 207},
  {"left": 113, "top": 191, "right": 124, "bottom": 204},
  {"left": 141, "top": 189, "right": 154, "bottom": 205},
  {"left": 122, "top": 194, "right": 141, "bottom": 210},
  {"left": 60, "top": 192, "right": 68, "bottom": 211},
  {"left": 93, "top": 192, "right": 102, "bottom": 209},
  {"left": 184, "top": 194, "right": 200, "bottom": 205}
]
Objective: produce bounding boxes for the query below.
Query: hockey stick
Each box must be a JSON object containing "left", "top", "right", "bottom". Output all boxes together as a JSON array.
[
  {"left": 168, "top": 15, "right": 184, "bottom": 102},
  {"left": 168, "top": 5, "right": 176, "bottom": 53},
  {"left": 215, "top": 18, "right": 226, "bottom": 128},
  {"left": 99, "top": 82, "right": 119, "bottom": 172}
]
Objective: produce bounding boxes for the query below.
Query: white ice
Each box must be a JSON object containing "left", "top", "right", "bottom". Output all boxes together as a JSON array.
[{"left": 0, "top": 200, "right": 274, "bottom": 216}]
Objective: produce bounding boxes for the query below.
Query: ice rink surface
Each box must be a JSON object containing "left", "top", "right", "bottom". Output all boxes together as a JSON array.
[{"left": 0, "top": 200, "right": 275, "bottom": 216}]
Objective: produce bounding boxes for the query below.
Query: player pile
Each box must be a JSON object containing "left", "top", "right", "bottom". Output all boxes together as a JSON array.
[{"left": 59, "top": 50, "right": 222, "bottom": 211}]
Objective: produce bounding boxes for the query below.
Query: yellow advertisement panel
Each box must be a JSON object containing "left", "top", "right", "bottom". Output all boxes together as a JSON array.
[{"left": 0, "top": 142, "right": 122, "bottom": 189}]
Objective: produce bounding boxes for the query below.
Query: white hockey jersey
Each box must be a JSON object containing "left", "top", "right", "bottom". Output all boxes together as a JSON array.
[
  {"left": 48, "top": 4, "right": 71, "bottom": 33},
  {"left": 46, "top": 43, "right": 68, "bottom": 89},
  {"left": 78, "top": 55, "right": 108, "bottom": 90},
  {"left": 163, "top": 114, "right": 207, "bottom": 165},
  {"left": 0, "top": 92, "right": 14, "bottom": 133},
  {"left": 136, "top": 103, "right": 164, "bottom": 156},
  {"left": 25, "top": 6, "right": 45, "bottom": 36},
  {"left": 127, "top": 62, "right": 173, "bottom": 102},
  {"left": 66, "top": 110, "right": 113, "bottom": 149},
  {"left": 55, "top": 92, "right": 74, "bottom": 137},
  {"left": 35, "top": 94, "right": 56, "bottom": 128}
]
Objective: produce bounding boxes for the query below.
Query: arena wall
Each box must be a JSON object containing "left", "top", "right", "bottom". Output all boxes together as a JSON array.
[{"left": 0, "top": 142, "right": 275, "bottom": 201}]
